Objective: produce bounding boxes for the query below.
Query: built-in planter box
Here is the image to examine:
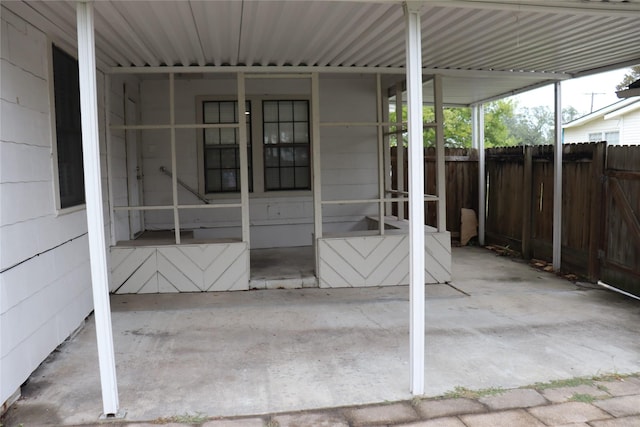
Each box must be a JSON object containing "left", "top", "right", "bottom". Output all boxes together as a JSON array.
[
  {"left": 317, "top": 228, "right": 451, "bottom": 288},
  {"left": 110, "top": 241, "right": 249, "bottom": 294}
]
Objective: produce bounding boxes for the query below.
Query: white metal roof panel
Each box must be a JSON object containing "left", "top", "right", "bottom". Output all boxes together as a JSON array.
[{"left": 4, "top": 0, "right": 640, "bottom": 105}]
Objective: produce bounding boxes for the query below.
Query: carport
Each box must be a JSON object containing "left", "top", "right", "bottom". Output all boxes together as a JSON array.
[{"left": 3, "top": 0, "right": 640, "bottom": 420}]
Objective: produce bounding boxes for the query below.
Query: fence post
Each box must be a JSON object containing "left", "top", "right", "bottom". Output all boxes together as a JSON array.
[
  {"left": 521, "top": 146, "right": 533, "bottom": 259},
  {"left": 588, "top": 142, "right": 605, "bottom": 281}
]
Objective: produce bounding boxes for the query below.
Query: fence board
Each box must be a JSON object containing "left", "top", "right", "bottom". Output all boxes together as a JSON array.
[
  {"left": 602, "top": 145, "right": 640, "bottom": 296},
  {"left": 390, "top": 147, "right": 478, "bottom": 240}
]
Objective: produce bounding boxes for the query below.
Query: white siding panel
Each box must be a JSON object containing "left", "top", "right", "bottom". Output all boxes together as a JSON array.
[
  {"left": 0, "top": 100, "right": 50, "bottom": 147},
  {"left": 1, "top": 8, "right": 48, "bottom": 79},
  {"left": 0, "top": 141, "right": 51, "bottom": 184},
  {"left": 0, "top": 181, "right": 53, "bottom": 226},
  {"left": 622, "top": 109, "right": 640, "bottom": 144},
  {"left": 0, "top": 59, "right": 49, "bottom": 113}
]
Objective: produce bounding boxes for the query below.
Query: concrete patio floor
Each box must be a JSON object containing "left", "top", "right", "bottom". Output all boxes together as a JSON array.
[{"left": 3, "top": 247, "right": 640, "bottom": 426}]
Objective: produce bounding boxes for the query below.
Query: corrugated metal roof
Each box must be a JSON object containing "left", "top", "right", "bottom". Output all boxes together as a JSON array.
[{"left": 4, "top": 0, "right": 640, "bottom": 105}]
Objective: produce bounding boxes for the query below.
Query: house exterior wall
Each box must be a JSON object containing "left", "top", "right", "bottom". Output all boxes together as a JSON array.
[
  {"left": 621, "top": 108, "right": 640, "bottom": 144},
  {"left": 135, "top": 75, "right": 379, "bottom": 248},
  {"left": 0, "top": 7, "right": 123, "bottom": 408},
  {"left": 563, "top": 118, "right": 622, "bottom": 144}
]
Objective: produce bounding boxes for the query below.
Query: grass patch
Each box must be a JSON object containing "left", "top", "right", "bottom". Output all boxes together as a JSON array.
[
  {"left": 444, "top": 386, "right": 506, "bottom": 399},
  {"left": 154, "top": 412, "right": 208, "bottom": 424},
  {"left": 265, "top": 420, "right": 280, "bottom": 427},
  {"left": 533, "top": 377, "right": 595, "bottom": 390},
  {"left": 569, "top": 393, "right": 597, "bottom": 403}
]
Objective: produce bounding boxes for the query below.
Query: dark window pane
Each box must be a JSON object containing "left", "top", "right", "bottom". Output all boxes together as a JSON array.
[
  {"left": 280, "top": 147, "right": 294, "bottom": 166},
  {"left": 279, "top": 123, "right": 294, "bottom": 143},
  {"left": 265, "top": 147, "right": 280, "bottom": 167},
  {"left": 293, "top": 101, "right": 308, "bottom": 121},
  {"left": 205, "top": 149, "right": 221, "bottom": 169},
  {"left": 53, "top": 45, "right": 84, "bottom": 209},
  {"left": 280, "top": 167, "right": 295, "bottom": 189},
  {"left": 265, "top": 168, "right": 280, "bottom": 190},
  {"left": 294, "top": 147, "right": 309, "bottom": 166},
  {"left": 221, "top": 148, "right": 237, "bottom": 168},
  {"left": 294, "top": 123, "right": 309, "bottom": 143},
  {"left": 278, "top": 101, "right": 293, "bottom": 121},
  {"left": 206, "top": 170, "right": 222, "bottom": 193},
  {"left": 221, "top": 170, "right": 238, "bottom": 191},
  {"left": 295, "top": 167, "right": 310, "bottom": 189}
]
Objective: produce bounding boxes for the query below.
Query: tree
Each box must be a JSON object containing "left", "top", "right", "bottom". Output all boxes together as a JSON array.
[
  {"left": 562, "top": 106, "right": 580, "bottom": 124},
  {"left": 615, "top": 66, "right": 640, "bottom": 91},
  {"left": 484, "top": 99, "right": 518, "bottom": 147}
]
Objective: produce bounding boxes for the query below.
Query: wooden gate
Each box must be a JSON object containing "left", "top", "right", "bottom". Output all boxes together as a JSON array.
[{"left": 601, "top": 146, "right": 640, "bottom": 297}]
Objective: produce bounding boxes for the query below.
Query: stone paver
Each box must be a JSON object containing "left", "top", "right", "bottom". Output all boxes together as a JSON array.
[
  {"left": 344, "top": 402, "right": 419, "bottom": 426},
  {"left": 594, "top": 395, "right": 640, "bottom": 417},
  {"left": 597, "top": 377, "right": 640, "bottom": 397},
  {"left": 272, "top": 412, "right": 349, "bottom": 427},
  {"left": 590, "top": 415, "right": 640, "bottom": 427},
  {"left": 540, "top": 384, "right": 610, "bottom": 403},
  {"left": 397, "top": 417, "right": 467, "bottom": 427},
  {"left": 553, "top": 424, "right": 590, "bottom": 427},
  {"left": 415, "top": 398, "right": 485, "bottom": 419},
  {"left": 202, "top": 418, "right": 265, "bottom": 427},
  {"left": 528, "top": 402, "right": 611, "bottom": 425},
  {"left": 460, "top": 409, "right": 545, "bottom": 427},
  {"left": 478, "top": 389, "right": 547, "bottom": 410}
]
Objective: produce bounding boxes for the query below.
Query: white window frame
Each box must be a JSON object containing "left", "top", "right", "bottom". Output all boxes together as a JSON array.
[
  {"left": 49, "top": 42, "right": 86, "bottom": 214},
  {"left": 196, "top": 94, "right": 312, "bottom": 200}
]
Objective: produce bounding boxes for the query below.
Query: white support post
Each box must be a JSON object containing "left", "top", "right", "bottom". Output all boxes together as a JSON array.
[
  {"left": 76, "top": 1, "right": 120, "bottom": 417},
  {"left": 405, "top": 2, "right": 425, "bottom": 396},
  {"left": 105, "top": 75, "right": 116, "bottom": 246},
  {"left": 376, "top": 74, "right": 385, "bottom": 235},
  {"left": 311, "top": 73, "right": 322, "bottom": 269},
  {"left": 396, "top": 83, "right": 405, "bottom": 220},
  {"left": 434, "top": 75, "right": 446, "bottom": 232},
  {"left": 169, "top": 73, "right": 180, "bottom": 244},
  {"left": 237, "top": 73, "right": 250, "bottom": 244},
  {"left": 553, "top": 82, "right": 562, "bottom": 271},
  {"left": 471, "top": 105, "right": 478, "bottom": 149},
  {"left": 477, "top": 104, "right": 486, "bottom": 246}
]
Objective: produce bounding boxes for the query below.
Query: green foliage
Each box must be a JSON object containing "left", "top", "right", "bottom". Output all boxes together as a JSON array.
[
  {"left": 569, "top": 393, "right": 597, "bottom": 403},
  {"left": 389, "top": 98, "right": 582, "bottom": 148},
  {"left": 615, "top": 66, "right": 640, "bottom": 91},
  {"left": 443, "top": 385, "right": 506, "bottom": 399}
]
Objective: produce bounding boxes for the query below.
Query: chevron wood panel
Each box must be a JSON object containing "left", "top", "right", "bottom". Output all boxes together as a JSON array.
[
  {"left": 318, "top": 232, "right": 451, "bottom": 288},
  {"left": 111, "top": 247, "right": 157, "bottom": 294},
  {"left": 109, "top": 243, "right": 249, "bottom": 294}
]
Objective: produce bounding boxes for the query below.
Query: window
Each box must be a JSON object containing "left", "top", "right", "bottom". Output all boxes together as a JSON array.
[
  {"left": 203, "top": 101, "right": 252, "bottom": 193},
  {"left": 52, "top": 45, "right": 84, "bottom": 209},
  {"left": 604, "top": 131, "right": 620, "bottom": 145},
  {"left": 588, "top": 132, "right": 602, "bottom": 142},
  {"left": 263, "top": 100, "right": 310, "bottom": 191}
]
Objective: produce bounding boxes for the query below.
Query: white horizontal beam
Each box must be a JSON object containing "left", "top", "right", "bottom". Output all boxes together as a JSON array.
[
  {"left": 107, "top": 64, "right": 570, "bottom": 81},
  {"left": 113, "top": 204, "right": 242, "bottom": 211},
  {"left": 110, "top": 123, "right": 240, "bottom": 130}
]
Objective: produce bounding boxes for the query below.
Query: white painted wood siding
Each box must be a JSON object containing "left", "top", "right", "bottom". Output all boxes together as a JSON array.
[
  {"left": 0, "top": 8, "right": 131, "bottom": 407},
  {"left": 110, "top": 242, "right": 249, "bottom": 293},
  {"left": 317, "top": 231, "right": 451, "bottom": 288},
  {"left": 0, "top": 8, "right": 94, "bottom": 407}
]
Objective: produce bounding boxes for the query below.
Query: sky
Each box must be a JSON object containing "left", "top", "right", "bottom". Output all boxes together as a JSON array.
[{"left": 510, "top": 68, "right": 631, "bottom": 116}]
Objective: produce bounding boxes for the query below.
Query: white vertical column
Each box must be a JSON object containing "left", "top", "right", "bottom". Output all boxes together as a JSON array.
[
  {"left": 105, "top": 75, "right": 116, "bottom": 246},
  {"left": 396, "top": 84, "right": 405, "bottom": 219},
  {"left": 237, "top": 73, "right": 250, "bottom": 244},
  {"left": 434, "top": 75, "right": 446, "bottom": 232},
  {"left": 553, "top": 82, "right": 562, "bottom": 270},
  {"left": 169, "top": 73, "right": 180, "bottom": 244},
  {"left": 376, "top": 74, "right": 385, "bottom": 235},
  {"left": 76, "top": 1, "right": 119, "bottom": 417},
  {"left": 405, "top": 2, "right": 425, "bottom": 396},
  {"left": 311, "top": 73, "right": 322, "bottom": 272},
  {"left": 477, "top": 104, "right": 486, "bottom": 246}
]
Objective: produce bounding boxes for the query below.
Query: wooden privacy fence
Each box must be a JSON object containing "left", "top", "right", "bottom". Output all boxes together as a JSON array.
[
  {"left": 390, "top": 147, "right": 478, "bottom": 240},
  {"left": 485, "top": 143, "right": 605, "bottom": 279},
  {"left": 601, "top": 146, "right": 640, "bottom": 296},
  {"left": 391, "top": 142, "right": 639, "bottom": 294}
]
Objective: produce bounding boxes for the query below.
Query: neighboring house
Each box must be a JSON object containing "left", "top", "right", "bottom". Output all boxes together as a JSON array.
[
  {"left": 2, "top": 0, "right": 640, "bottom": 417},
  {"left": 563, "top": 98, "right": 640, "bottom": 145}
]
